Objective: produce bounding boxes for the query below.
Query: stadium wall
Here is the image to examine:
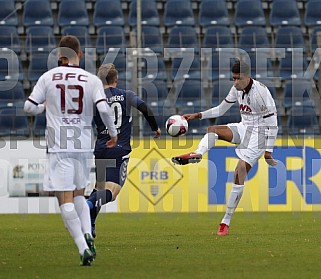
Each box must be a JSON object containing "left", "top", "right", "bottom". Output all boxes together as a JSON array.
[{"left": 1, "top": 138, "right": 321, "bottom": 213}]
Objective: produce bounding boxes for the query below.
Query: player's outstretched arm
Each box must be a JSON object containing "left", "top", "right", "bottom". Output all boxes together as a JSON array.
[{"left": 183, "top": 112, "right": 202, "bottom": 121}]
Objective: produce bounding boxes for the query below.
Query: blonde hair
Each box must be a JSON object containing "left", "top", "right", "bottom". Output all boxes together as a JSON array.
[{"left": 97, "top": 63, "right": 118, "bottom": 85}]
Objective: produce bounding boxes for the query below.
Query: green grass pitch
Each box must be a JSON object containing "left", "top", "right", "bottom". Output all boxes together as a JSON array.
[{"left": 1, "top": 212, "right": 321, "bottom": 279}]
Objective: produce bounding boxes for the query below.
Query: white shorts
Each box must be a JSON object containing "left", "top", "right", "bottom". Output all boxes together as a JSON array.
[
  {"left": 43, "top": 152, "right": 93, "bottom": 192},
  {"left": 227, "top": 122, "right": 266, "bottom": 167}
]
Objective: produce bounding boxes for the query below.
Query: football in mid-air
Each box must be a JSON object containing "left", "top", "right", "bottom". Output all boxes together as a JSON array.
[{"left": 165, "top": 115, "right": 188, "bottom": 137}]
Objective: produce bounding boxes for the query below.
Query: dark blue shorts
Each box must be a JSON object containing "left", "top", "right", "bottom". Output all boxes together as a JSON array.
[{"left": 94, "top": 147, "right": 130, "bottom": 187}]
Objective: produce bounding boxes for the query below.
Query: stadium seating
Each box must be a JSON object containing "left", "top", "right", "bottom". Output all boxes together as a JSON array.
[
  {"left": 174, "top": 79, "right": 207, "bottom": 109},
  {"left": 27, "top": 54, "right": 50, "bottom": 84},
  {"left": 270, "top": 0, "right": 301, "bottom": 27},
  {"left": 171, "top": 56, "right": 201, "bottom": 81},
  {"left": 22, "top": 0, "right": 53, "bottom": 27},
  {"left": 167, "top": 26, "right": 199, "bottom": 54},
  {"left": 96, "top": 26, "right": 126, "bottom": 55},
  {"left": 304, "top": 0, "right": 321, "bottom": 28},
  {"left": 206, "top": 53, "right": 233, "bottom": 81},
  {"left": 24, "top": 26, "right": 56, "bottom": 55},
  {"left": 282, "top": 79, "right": 316, "bottom": 111},
  {"left": 0, "top": 26, "right": 21, "bottom": 54},
  {"left": 202, "top": 26, "right": 234, "bottom": 53},
  {"left": 140, "top": 26, "right": 163, "bottom": 54},
  {"left": 163, "top": 0, "right": 195, "bottom": 27},
  {"left": 248, "top": 53, "right": 275, "bottom": 79},
  {"left": 58, "top": 0, "right": 89, "bottom": 27},
  {"left": 310, "top": 27, "right": 321, "bottom": 53},
  {"left": 238, "top": 27, "right": 270, "bottom": 53},
  {"left": 62, "top": 26, "right": 92, "bottom": 51},
  {"left": 0, "top": 82, "right": 25, "bottom": 108},
  {"left": 234, "top": 0, "right": 266, "bottom": 27},
  {"left": 198, "top": 0, "right": 230, "bottom": 27},
  {"left": 142, "top": 79, "right": 169, "bottom": 113},
  {"left": 274, "top": 26, "right": 306, "bottom": 53},
  {"left": 128, "top": 0, "right": 160, "bottom": 27},
  {"left": 0, "top": 0, "right": 18, "bottom": 26},
  {"left": 0, "top": 57, "right": 24, "bottom": 82},
  {"left": 141, "top": 57, "right": 167, "bottom": 81},
  {"left": 93, "top": 0, "right": 124, "bottom": 27},
  {"left": 278, "top": 53, "right": 310, "bottom": 81},
  {"left": 33, "top": 112, "right": 46, "bottom": 137},
  {"left": 0, "top": 106, "right": 30, "bottom": 138},
  {"left": 211, "top": 79, "right": 234, "bottom": 106},
  {"left": 287, "top": 105, "right": 320, "bottom": 135}
]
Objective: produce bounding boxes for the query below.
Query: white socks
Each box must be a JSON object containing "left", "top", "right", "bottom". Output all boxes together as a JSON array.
[
  {"left": 221, "top": 184, "right": 244, "bottom": 226},
  {"left": 74, "top": 196, "right": 92, "bottom": 236},
  {"left": 195, "top": 132, "right": 218, "bottom": 155},
  {"left": 60, "top": 203, "right": 88, "bottom": 254}
]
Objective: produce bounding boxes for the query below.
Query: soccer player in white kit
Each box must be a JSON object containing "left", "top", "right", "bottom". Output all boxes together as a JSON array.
[
  {"left": 24, "top": 36, "right": 118, "bottom": 265},
  {"left": 172, "top": 60, "right": 278, "bottom": 236}
]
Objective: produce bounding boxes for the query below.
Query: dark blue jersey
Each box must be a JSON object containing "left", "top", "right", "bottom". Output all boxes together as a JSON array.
[{"left": 94, "top": 87, "right": 144, "bottom": 151}]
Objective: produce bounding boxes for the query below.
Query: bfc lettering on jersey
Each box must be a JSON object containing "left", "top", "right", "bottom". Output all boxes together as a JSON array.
[{"left": 52, "top": 72, "right": 88, "bottom": 82}]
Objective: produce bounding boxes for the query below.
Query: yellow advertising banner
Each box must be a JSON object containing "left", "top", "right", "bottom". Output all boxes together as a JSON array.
[{"left": 118, "top": 137, "right": 321, "bottom": 213}]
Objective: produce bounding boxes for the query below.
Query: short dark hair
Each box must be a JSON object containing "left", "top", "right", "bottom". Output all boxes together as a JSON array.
[
  {"left": 231, "top": 60, "right": 250, "bottom": 76},
  {"left": 58, "top": 35, "right": 81, "bottom": 59}
]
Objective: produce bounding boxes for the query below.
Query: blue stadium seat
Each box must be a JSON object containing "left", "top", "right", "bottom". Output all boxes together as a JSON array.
[
  {"left": 198, "top": 0, "right": 230, "bottom": 27},
  {"left": 234, "top": 0, "right": 266, "bottom": 27},
  {"left": 248, "top": 53, "right": 274, "bottom": 79},
  {"left": 141, "top": 57, "right": 167, "bottom": 81},
  {"left": 282, "top": 79, "right": 316, "bottom": 111},
  {"left": 207, "top": 53, "right": 233, "bottom": 81},
  {"left": 278, "top": 53, "right": 310, "bottom": 81},
  {"left": 0, "top": 106, "right": 30, "bottom": 138},
  {"left": 239, "top": 27, "right": 270, "bottom": 53},
  {"left": 215, "top": 103, "right": 241, "bottom": 125},
  {"left": 22, "top": 0, "right": 53, "bottom": 27},
  {"left": 163, "top": 0, "right": 195, "bottom": 27},
  {"left": 275, "top": 26, "right": 305, "bottom": 53},
  {"left": 62, "top": 26, "right": 92, "bottom": 51},
  {"left": 128, "top": 0, "right": 160, "bottom": 27},
  {"left": 0, "top": 0, "right": 18, "bottom": 26},
  {"left": 167, "top": 26, "right": 199, "bottom": 54},
  {"left": 270, "top": 0, "right": 301, "bottom": 27},
  {"left": 287, "top": 105, "right": 320, "bottom": 135},
  {"left": 0, "top": 82, "right": 25, "bottom": 108},
  {"left": 174, "top": 80, "right": 207, "bottom": 109},
  {"left": 141, "top": 26, "right": 163, "bottom": 54},
  {"left": 0, "top": 57, "right": 23, "bottom": 82},
  {"left": 304, "top": 0, "right": 321, "bottom": 28},
  {"left": 142, "top": 79, "right": 169, "bottom": 115},
  {"left": 202, "top": 26, "right": 234, "bottom": 53},
  {"left": 211, "top": 79, "right": 233, "bottom": 107},
  {"left": 0, "top": 26, "right": 21, "bottom": 54},
  {"left": 33, "top": 112, "right": 46, "bottom": 137},
  {"left": 58, "top": 0, "right": 89, "bottom": 27},
  {"left": 27, "top": 54, "right": 49, "bottom": 83},
  {"left": 25, "top": 26, "right": 56, "bottom": 54},
  {"left": 93, "top": 0, "right": 124, "bottom": 27},
  {"left": 96, "top": 26, "right": 126, "bottom": 55},
  {"left": 171, "top": 56, "right": 201, "bottom": 80},
  {"left": 310, "top": 27, "right": 321, "bottom": 53}
]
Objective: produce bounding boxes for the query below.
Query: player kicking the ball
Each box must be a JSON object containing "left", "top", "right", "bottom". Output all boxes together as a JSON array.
[{"left": 172, "top": 60, "right": 278, "bottom": 236}]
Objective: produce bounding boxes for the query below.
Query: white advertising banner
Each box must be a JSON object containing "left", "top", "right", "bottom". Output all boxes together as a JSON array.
[{"left": 0, "top": 139, "right": 117, "bottom": 213}]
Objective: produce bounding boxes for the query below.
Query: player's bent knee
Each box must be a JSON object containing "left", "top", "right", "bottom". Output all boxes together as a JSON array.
[{"left": 105, "top": 182, "right": 122, "bottom": 201}]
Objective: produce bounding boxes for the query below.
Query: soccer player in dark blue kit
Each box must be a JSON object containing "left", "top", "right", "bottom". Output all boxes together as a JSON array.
[{"left": 87, "top": 63, "right": 161, "bottom": 237}]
